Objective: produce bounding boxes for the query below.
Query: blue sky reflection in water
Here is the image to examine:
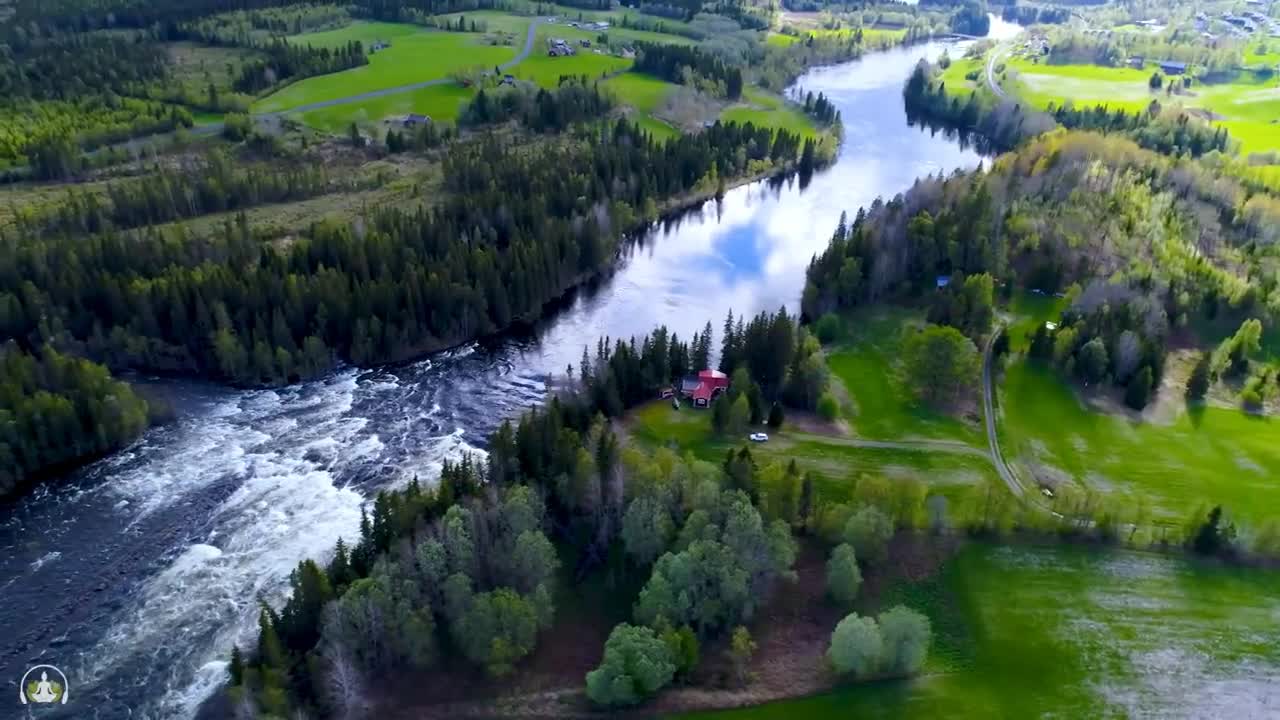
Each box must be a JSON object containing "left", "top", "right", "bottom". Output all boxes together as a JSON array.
[{"left": 0, "top": 35, "right": 1001, "bottom": 720}]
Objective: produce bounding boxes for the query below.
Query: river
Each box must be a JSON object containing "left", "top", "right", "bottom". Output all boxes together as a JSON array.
[{"left": 0, "top": 18, "right": 1021, "bottom": 720}]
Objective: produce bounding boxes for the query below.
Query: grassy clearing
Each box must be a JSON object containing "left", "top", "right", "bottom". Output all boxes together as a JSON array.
[
  {"left": 603, "top": 72, "right": 675, "bottom": 111},
  {"left": 1003, "top": 58, "right": 1280, "bottom": 155},
  {"left": 677, "top": 542, "right": 1280, "bottom": 719},
  {"left": 719, "top": 88, "right": 820, "bottom": 138},
  {"left": 164, "top": 42, "right": 262, "bottom": 102},
  {"left": 937, "top": 55, "right": 985, "bottom": 96},
  {"left": 823, "top": 308, "right": 984, "bottom": 446},
  {"left": 253, "top": 23, "right": 519, "bottom": 113},
  {"left": 628, "top": 399, "right": 995, "bottom": 507},
  {"left": 434, "top": 9, "right": 532, "bottom": 35},
  {"left": 999, "top": 360, "right": 1280, "bottom": 527},
  {"left": 296, "top": 83, "right": 473, "bottom": 133}
]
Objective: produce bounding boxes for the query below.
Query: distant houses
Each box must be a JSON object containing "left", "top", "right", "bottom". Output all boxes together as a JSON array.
[
  {"left": 370, "top": 39, "right": 391, "bottom": 52},
  {"left": 402, "top": 113, "right": 430, "bottom": 128}
]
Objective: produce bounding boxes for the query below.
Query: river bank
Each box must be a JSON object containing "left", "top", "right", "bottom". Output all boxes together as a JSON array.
[{"left": 0, "top": 36, "right": 991, "bottom": 720}]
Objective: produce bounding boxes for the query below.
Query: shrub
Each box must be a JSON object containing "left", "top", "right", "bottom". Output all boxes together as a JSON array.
[
  {"left": 826, "top": 543, "right": 862, "bottom": 609},
  {"left": 827, "top": 613, "right": 882, "bottom": 677},
  {"left": 842, "top": 506, "right": 894, "bottom": 564},
  {"left": 877, "top": 606, "right": 931, "bottom": 675},
  {"left": 586, "top": 624, "right": 676, "bottom": 707},
  {"left": 815, "top": 313, "right": 842, "bottom": 343},
  {"left": 816, "top": 392, "right": 839, "bottom": 421}
]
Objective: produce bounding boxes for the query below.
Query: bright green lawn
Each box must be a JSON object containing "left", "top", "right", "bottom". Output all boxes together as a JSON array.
[
  {"left": 1004, "top": 59, "right": 1280, "bottom": 154},
  {"left": 823, "top": 308, "right": 984, "bottom": 445},
  {"left": 296, "top": 83, "right": 473, "bottom": 133},
  {"left": 602, "top": 72, "right": 674, "bottom": 111},
  {"left": 719, "top": 89, "right": 818, "bottom": 139},
  {"left": 678, "top": 543, "right": 1280, "bottom": 719},
  {"left": 285, "top": 20, "right": 421, "bottom": 49},
  {"left": 937, "top": 55, "right": 985, "bottom": 97},
  {"left": 434, "top": 9, "right": 532, "bottom": 34},
  {"left": 766, "top": 32, "right": 798, "bottom": 47},
  {"left": 254, "top": 24, "right": 519, "bottom": 113},
  {"left": 1000, "top": 360, "right": 1280, "bottom": 527},
  {"left": 1243, "top": 39, "right": 1280, "bottom": 69},
  {"left": 628, "top": 400, "right": 996, "bottom": 506}
]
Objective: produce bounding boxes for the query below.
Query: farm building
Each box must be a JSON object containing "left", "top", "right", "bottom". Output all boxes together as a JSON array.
[
  {"left": 1157, "top": 60, "right": 1187, "bottom": 75},
  {"left": 669, "top": 369, "right": 730, "bottom": 408},
  {"left": 547, "top": 38, "right": 576, "bottom": 56},
  {"left": 402, "top": 113, "right": 430, "bottom": 127}
]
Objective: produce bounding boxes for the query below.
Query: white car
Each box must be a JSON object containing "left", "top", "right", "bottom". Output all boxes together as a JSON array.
[{"left": 749, "top": 432, "right": 769, "bottom": 443}]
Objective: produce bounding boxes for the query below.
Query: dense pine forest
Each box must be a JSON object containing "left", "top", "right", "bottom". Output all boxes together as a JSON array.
[
  {"left": 0, "top": 345, "right": 150, "bottom": 500},
  {"left": 224, "top": 309, "right": 854, "bottom": 717},
  {"left": 1, "top": 120, "right": 806, "bottom": 387}
]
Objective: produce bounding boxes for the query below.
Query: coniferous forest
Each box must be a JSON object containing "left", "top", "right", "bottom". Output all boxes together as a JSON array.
[
  {"left": 0, "top": 345, "right": 150, "bottom": 499},
  {"left": 2, "top": 120, "right": 804, "bottom": 388}
]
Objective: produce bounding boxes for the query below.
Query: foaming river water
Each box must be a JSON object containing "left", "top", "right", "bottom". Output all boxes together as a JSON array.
[{"left": 0, "top": 25, "right": 1018, "bottom": 720}]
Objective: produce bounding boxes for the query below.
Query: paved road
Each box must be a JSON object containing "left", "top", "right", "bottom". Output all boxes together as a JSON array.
[
  {"left": 271, "top": 17, "right": 546, "bottom": 117},
  {"left": 982, "top": 325, "right": 1025, "bottom": 498}
]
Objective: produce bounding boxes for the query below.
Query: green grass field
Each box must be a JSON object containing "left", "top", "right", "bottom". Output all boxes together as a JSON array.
[
  {"left": 823, "top": 308, "right": 984, "bottom": 445},
  {"left": 999, "top": 360, "right": 1280, "bottom": 528},
  {"left": 676, "top": 542, "right": 1280, "bottom": 719},
  {"left": 296, "top": 83, "right": 474, "bottom": 133},
  {"left": 1002, "top": 58, "right": 1280, "bottom": 156},
  {"left": 628, "top": 395, "right": 996, "bottom": 508},
  {"left": 720, "top": 88, "right": 820, "bottom": 138},
  {"left": 253, "top": 22, "right": 520, "bottom": 114}
]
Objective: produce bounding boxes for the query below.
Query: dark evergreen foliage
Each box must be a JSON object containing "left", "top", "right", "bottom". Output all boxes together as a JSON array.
[
  {"left": 633, "top": 43, "right": 746, "bottom": 100},
  {"left": 3, "top": 121, "right": 801, "bottom": 386},
  {"left": 0, "top": 344, "right": 150, "bottom": 499}
]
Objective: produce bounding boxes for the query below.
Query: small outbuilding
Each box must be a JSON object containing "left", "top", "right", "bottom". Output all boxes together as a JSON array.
[{"left": 1157, "top": 60, "right": 1187, "bottom": 75}]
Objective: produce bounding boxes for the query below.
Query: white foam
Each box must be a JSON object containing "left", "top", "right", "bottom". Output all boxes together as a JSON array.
[{"left": 29, "top": 551, "right": 62, "bottom": 572}]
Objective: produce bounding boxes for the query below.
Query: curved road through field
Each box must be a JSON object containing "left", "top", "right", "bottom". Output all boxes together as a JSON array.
[
  {"left": 982, "top": 325, "right": 1025, "bottom": 498},
  {"left": 271, "top": 18, "right": 546, "bottom": 116},
  {"left": 985, "top": 42, "right": 1011, "bottom": 99}
]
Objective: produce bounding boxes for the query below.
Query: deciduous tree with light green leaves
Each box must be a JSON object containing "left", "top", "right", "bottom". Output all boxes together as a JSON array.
[
  {"left": 877, "top": 606, "right": 931, "bottom": 675},
  {"left": 828, "top": 612, "right": 882, "bottom": 678},
  {"left": 843, "top": 505, "right": 894, "bottom": 565},
  {"left": 586, "top": 624, "right": 676, "bottom": 707},
  {"left": 901, "top": 324, "right": 980, "bottom": 408},
  {"left": 826, "top": 543, "right": 863, "bottom": 609}
]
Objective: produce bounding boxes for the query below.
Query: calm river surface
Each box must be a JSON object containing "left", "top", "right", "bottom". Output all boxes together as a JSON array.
[{"left": 0, "top": 22, "right": 1020, "bottom": 720}]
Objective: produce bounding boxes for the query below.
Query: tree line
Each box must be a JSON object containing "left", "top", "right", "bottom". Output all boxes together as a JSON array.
[
  {"left": 461, "top": 77, "right": 615, "bottom": 133},
  {"left": 803, "top": 130, "right": 1280, "bottom": 407},
  {"left": 0, "top": 344, "right": 150, "bottom": 500},
  {"left": 21, "top": 150, "right": 344, "bottom": 236},
  {"left": 2, "top": 120, "right": 806, "bottom": 386},
  {"left": 224, "top": 316, "right": 900, "bottom": 716},
  {"left": 232, "top": 38, "right": 368, "bottom": 94},
  {"left": 634, "top": 42, "right": 746, "bottom": 100},
  {"left": 903, "top": 60, "right": 1235, "bottom": 158}
]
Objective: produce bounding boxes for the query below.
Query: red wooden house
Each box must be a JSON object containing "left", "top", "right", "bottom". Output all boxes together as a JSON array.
[{"left": 676, "top": 369, "right": 729, "bottom": 408}]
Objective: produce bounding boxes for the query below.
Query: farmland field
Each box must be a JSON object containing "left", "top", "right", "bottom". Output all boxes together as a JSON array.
[
  {"left": 296, "top": 82, "right": 473, "bottom": 133},
  {"left": 999, "top": 360, "right": 1280, "bottom": 528},
  {"left": 1001, "top": 58, "right": 1280, "bottom": 155},
  {"left": 253, "top": 22, "right": 521, "bottom": 113},
  {"left": 675, "top": 542, "right": 1280, "bottom": 719}
]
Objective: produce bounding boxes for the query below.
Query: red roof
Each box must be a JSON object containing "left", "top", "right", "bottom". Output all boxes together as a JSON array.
[
  {"left": 698, "top": 369, "right": 728, "bottom": 382},
  {"left": 690, "top": 382, "right": 714, "bottom": 402}
]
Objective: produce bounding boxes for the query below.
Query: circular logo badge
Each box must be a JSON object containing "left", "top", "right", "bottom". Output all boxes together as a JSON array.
[{"left": 19, "top": 665, "right": 68, "bottom": 706}]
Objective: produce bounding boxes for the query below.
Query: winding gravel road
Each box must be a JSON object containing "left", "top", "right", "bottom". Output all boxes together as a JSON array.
[{"left": 983, "top": 325, "right": 1026, "bottom": 498}]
